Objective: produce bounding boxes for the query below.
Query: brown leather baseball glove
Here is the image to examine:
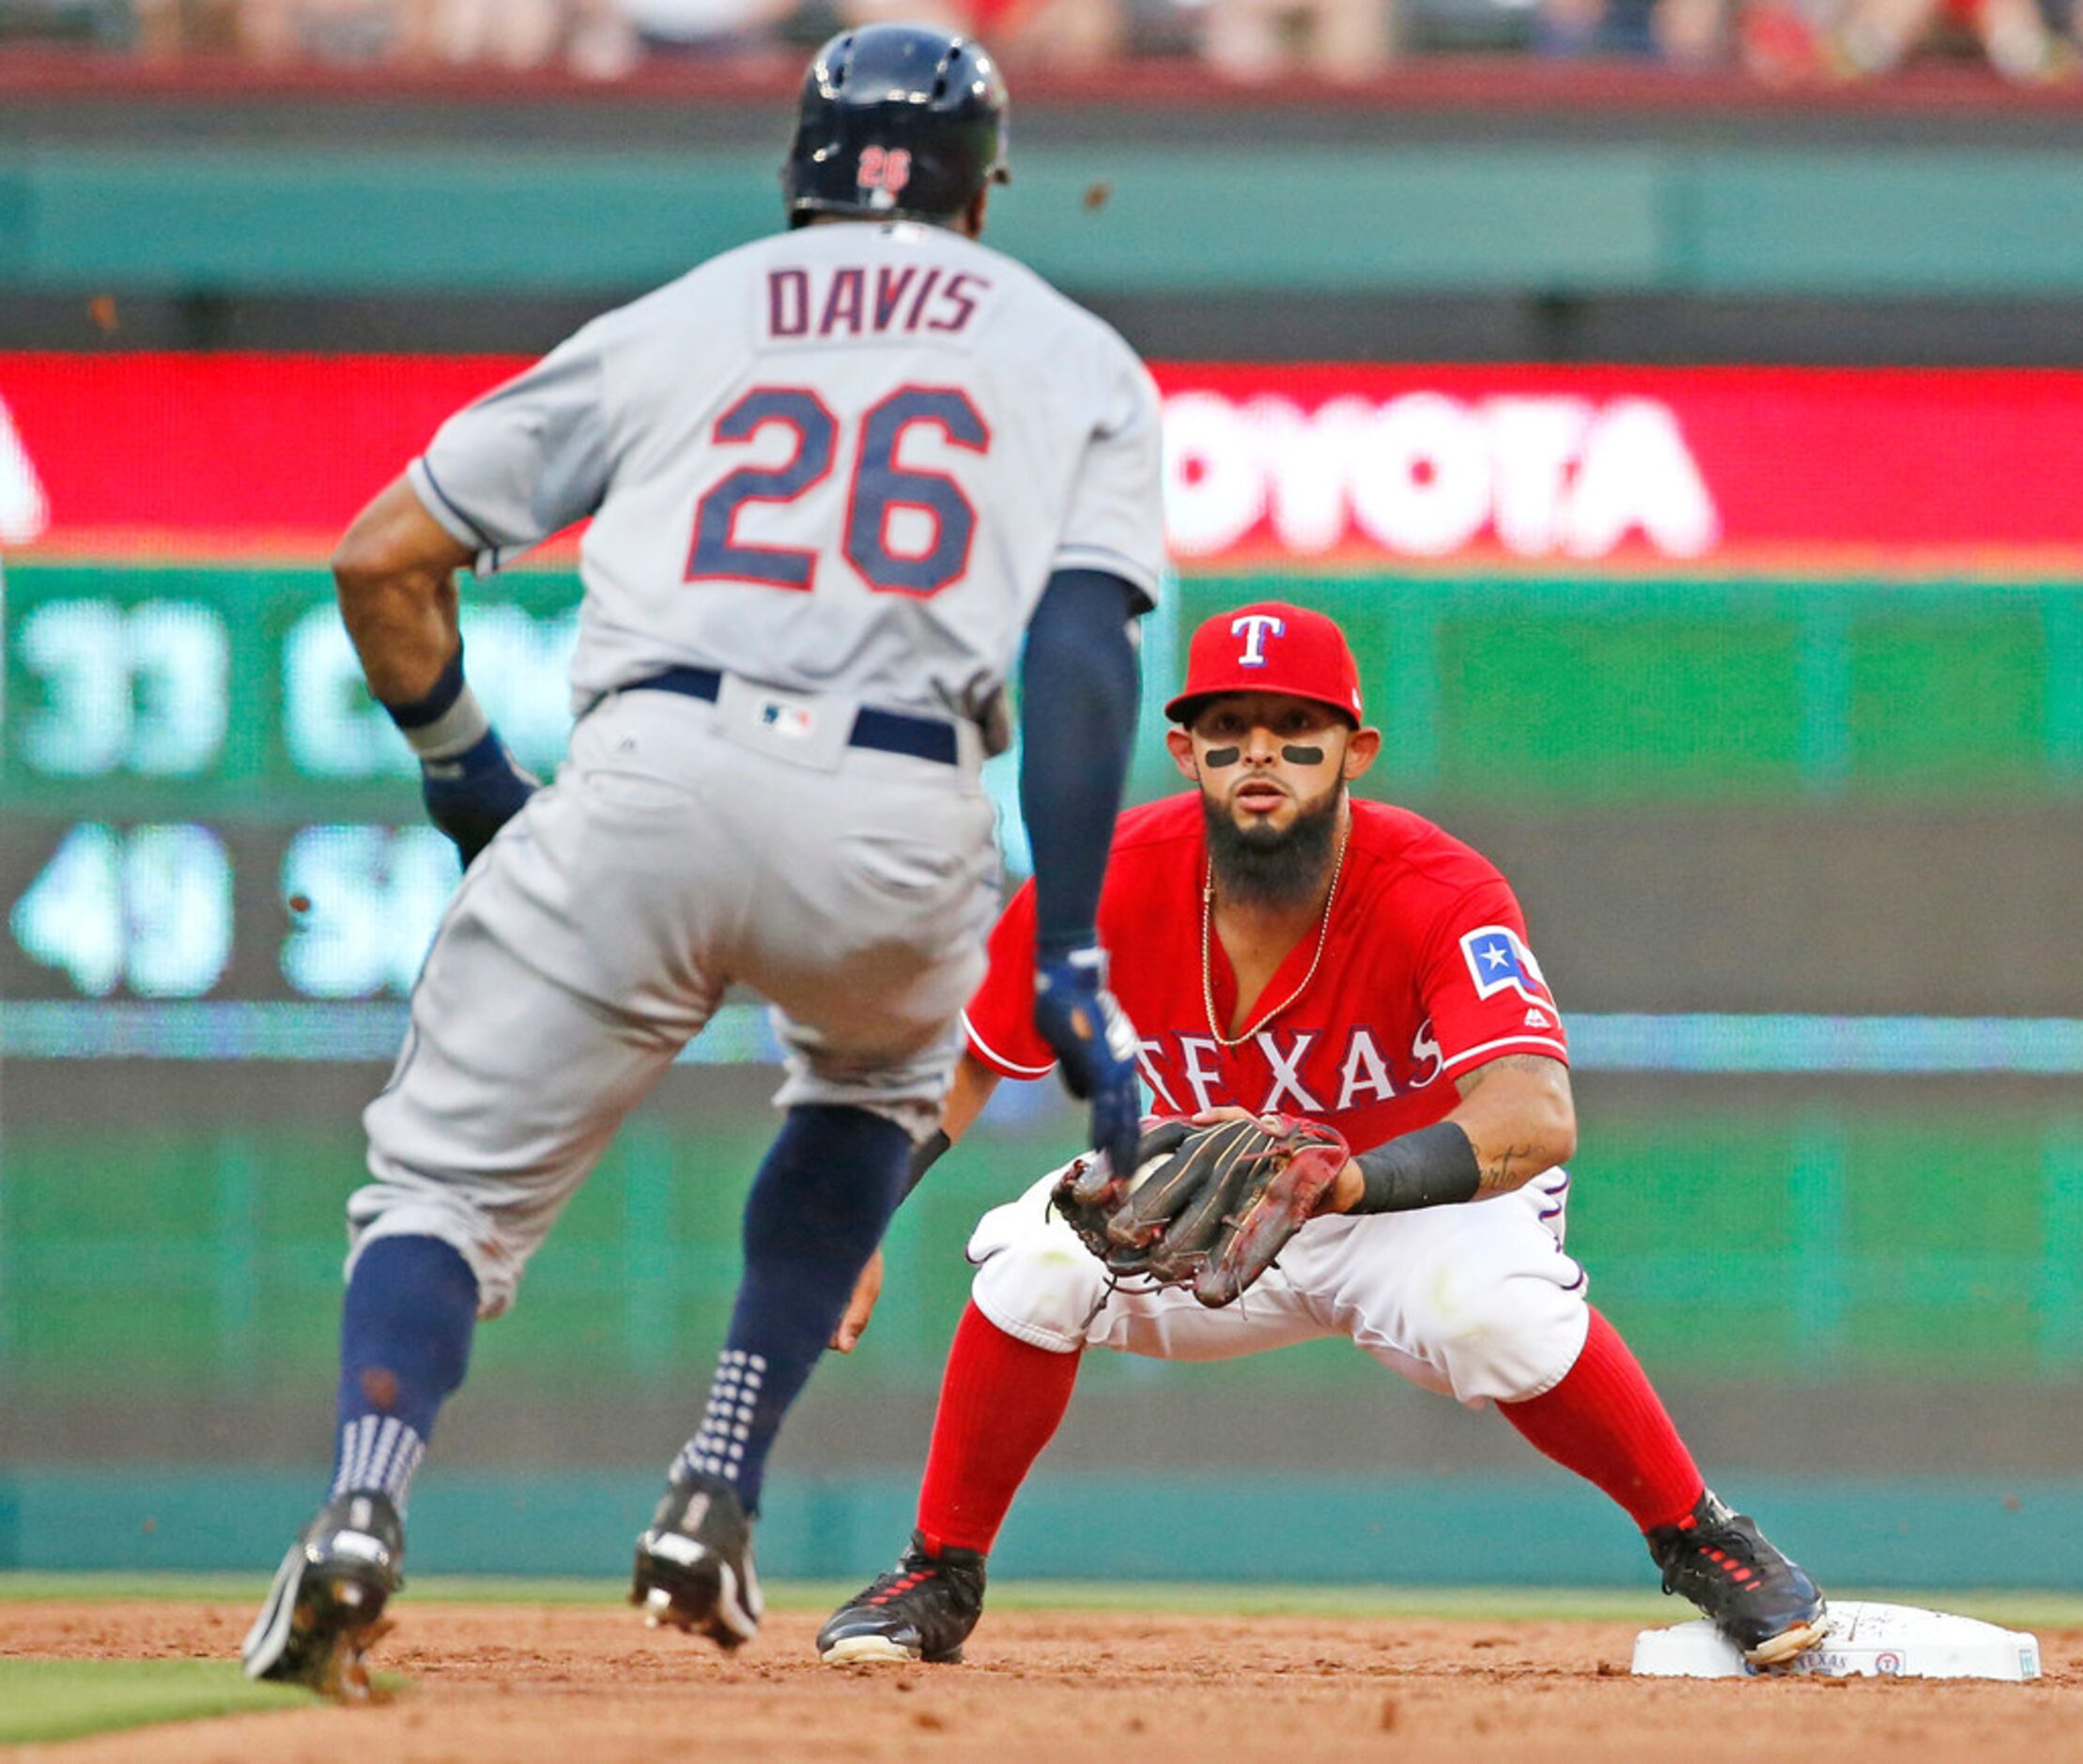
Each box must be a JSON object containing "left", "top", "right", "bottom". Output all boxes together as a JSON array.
[{"left": 1050, "top": 1113, "right": 1351, "bottom": 1308}]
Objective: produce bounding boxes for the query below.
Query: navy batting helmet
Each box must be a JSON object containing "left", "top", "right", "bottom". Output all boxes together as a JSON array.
[{"left": 780, "top": 24, "right": 1011, "bottom": 229}]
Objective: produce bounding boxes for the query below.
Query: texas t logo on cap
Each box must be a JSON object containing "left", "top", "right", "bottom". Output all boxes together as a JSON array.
[
  {"left": 1231, "top": 612, "right": 1286, "bottom": 666},
  {"left": 1166, "top": 599, "right": 1365, "bottom": 727}
]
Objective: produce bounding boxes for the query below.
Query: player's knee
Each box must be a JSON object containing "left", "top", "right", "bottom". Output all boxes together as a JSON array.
[
  {"left": 1401, "top": 1250, "right": 1586, "bottom": 1405},
  {"left": 970, "top": 1232, "right": 1108, "bottom": 1352},
  {"left": 347, "top": 1174, "right": 519, "bottom": 1321}
]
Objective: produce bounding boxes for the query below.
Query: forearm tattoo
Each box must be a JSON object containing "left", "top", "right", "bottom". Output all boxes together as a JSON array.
[
  {"left": 1455, "top": 1054, "right": 1568, "bottom": 1199},
  {"left": 1474, "top": 1142, "right": 1543, "bottom": 1199}
]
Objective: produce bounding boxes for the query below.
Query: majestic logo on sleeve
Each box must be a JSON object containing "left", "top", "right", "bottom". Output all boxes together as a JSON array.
[
  {"left": 1230, "top": 612, "right": 1285, "bottom": 665},
  {"left": 1459, "top": 925, "right": 1551, "bottom": 1004}
]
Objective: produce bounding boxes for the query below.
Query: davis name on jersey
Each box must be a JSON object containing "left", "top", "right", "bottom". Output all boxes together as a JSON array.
[
  {"left": 764, "top": 263, "right": 991, "bottom": 340},
  {"left": 963, "top": 794, "right": 1568, "bottom": 1154}
]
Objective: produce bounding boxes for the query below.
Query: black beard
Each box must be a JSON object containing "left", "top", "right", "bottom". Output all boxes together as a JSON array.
[{"left": 1204, "top": 782, "right": 1343, "bottom": 908}]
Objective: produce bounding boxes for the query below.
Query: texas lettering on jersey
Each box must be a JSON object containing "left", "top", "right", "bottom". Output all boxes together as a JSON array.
[{"left": 962, "top": 794, "right": 1568, "bottom": 1153}]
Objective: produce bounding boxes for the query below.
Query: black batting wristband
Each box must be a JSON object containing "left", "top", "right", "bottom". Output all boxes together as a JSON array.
[
  {"left": 904, "top": 1128, "right": 953, "bottom": 1198},
  {"left": 380, "top": 643, "right": 467, "bottom": 729},
  {"left": 1351, "top": 1122, "right": 1481, "bottom": 1214},
  {"left": 379, "top": 643, "right": 493, "bottom": 764}
]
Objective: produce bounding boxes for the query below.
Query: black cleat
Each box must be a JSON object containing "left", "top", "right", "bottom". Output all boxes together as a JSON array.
[
  {"left": 632, "top": 1472, "right": 763, "bottom": 1650},
  {"left": 241, "top": 1491, "right": 404, "bottom": 1700},
  {"left": 1646, "top": 1490, "right": 1828, "bottom": 1666},
  {"left": 817, "top": 1531, "right": 986, "bottom": 1664}
]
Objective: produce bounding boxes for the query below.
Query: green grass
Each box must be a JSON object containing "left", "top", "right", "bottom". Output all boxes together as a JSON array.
[
  {"left": 5, "top": 1573, "right": 2080, "bottom": 1631},
  {"left": 0, "top": 1660, "right": 312, "bottom": 1743}
]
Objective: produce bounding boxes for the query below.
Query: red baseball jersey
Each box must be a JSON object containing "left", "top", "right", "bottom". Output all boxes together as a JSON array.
[{"left": 963, "top": 793, "right": 1567, "bottom": 1153}]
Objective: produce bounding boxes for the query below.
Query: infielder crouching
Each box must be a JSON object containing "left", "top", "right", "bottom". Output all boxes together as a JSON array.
[{"left": 819, "top": 602, "right": 1828, "bottom": 1670}]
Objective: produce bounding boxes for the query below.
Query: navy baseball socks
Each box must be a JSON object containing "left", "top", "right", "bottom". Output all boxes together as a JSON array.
[
  {"left": 243, "top": 1235, "right": 478, "bottom": 1695},
  {"left": 635, "top": 1104, "right": 912, "bottom": 1649}
]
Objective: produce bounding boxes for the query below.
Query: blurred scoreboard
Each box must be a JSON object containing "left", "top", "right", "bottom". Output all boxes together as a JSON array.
[{"left": 3, "top": 562, "right": 579, "bottom": 1009}]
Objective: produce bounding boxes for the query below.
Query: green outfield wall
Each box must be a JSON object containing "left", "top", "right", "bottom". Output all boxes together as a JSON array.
[
  {"left": 10, "top": 146, "right": 2083, "bottom": 299},
  {"left": 6, "top": 1070, "right": 2082, "bottom": 1584},
  {"left": 5, "top": 1089, "right": 2082, "bottom": 1402}
]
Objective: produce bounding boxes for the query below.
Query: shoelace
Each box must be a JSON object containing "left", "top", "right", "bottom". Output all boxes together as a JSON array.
[{"left": 866, "top": 1564, "right": 937, "bottom": 1606}]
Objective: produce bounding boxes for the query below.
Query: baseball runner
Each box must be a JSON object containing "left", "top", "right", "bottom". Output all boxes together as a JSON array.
[
  {"left": 242, "top": 24, "right": 1159, "bottom": 1695},
  {"left": 817, "top": 601, "right": 1828, "bottom": 1670}
]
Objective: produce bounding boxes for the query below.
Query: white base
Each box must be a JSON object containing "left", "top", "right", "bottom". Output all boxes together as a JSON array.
[{"left": 1631, "top": 1601, "right": 2041, "bottom": 1680}]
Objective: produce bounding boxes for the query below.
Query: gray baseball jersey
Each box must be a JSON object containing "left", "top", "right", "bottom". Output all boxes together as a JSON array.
[{"left": 407, "top": 219, "right": 1165, "bottom": 728}]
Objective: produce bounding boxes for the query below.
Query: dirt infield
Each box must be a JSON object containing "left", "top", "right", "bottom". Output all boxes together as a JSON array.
[{"left": 4, "top": 1600, "right": 2080, "bottom": 1762}]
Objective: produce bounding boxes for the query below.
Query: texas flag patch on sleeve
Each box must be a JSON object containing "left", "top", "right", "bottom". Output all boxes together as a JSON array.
[{"left": 1459, "top": 925, "right": 1552, "bottom": 1004}]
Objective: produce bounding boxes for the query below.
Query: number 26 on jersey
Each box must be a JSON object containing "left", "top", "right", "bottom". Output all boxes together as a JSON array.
[{"left": 687, "top": 385, "right": 989, "bottom": 599}]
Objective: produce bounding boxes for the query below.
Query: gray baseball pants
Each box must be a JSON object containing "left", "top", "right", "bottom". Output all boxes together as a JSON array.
[{"left": 348, "top": 677, "right": 998, "bottom": 1317}]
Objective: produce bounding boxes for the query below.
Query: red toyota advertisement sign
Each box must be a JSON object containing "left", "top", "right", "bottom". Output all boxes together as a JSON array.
[
  {"left": 1149, "top": 364, "right": 2083, "bottom": 573},
  {"left": 5, "top": 354, "right": 2082, "bottom": 572}
]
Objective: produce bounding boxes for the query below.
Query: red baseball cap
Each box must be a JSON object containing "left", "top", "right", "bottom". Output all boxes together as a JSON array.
[{"left": 1164, "top": 601, "right": 1365, "bottom": 727}]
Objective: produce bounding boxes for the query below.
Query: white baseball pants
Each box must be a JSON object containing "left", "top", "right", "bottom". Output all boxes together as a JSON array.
[{"left": 968, "top": 1160, "right": 1590, "bottom": 1406}]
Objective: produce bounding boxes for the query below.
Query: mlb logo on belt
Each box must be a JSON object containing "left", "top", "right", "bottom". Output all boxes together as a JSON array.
[
  {"left": 1460, "top": 925, "right": 1551, "bottom": 1003},
  {"left": 761, "top": 700, "right": 817, "bottom": 739}
]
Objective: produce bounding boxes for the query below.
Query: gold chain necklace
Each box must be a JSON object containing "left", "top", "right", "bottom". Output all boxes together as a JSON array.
[{"left": 1199, "top": 828, "right": 1350, "bottom": 1049}]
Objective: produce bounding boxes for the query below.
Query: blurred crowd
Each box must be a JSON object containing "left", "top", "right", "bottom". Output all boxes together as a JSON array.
[{"left": 3, "top": 0, "right": 2075, "bottom": 82}]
